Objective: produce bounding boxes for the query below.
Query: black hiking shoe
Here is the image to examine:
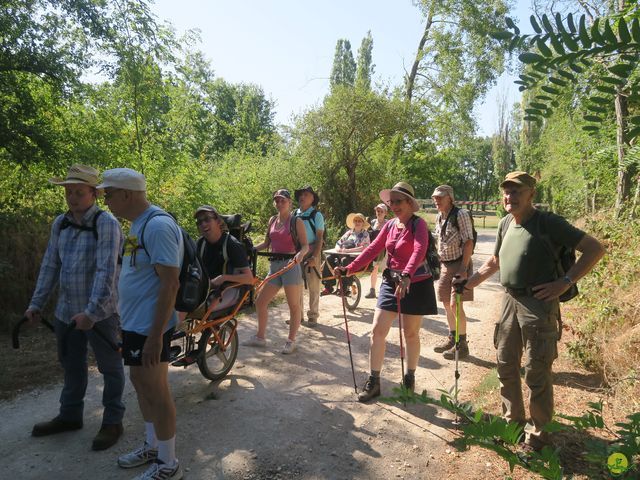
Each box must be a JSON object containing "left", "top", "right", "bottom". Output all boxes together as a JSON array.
[
  {"left": 364, "top": 288, "right": 376, "bottom": 299},
  {"left": 434, "top": 335, "right": 455, "bottom": 353},
  {"left": 32, "top": 417, "right": 83, "bottom": 437},
  {"left": 403, "top": 374, "right": 415, "bottom": 393},
  {"left": 443, "top": 340, "right": 469, "bottom": 360},
  {"left": 357, "top": 376, "right": 381, "bottom": 403}
]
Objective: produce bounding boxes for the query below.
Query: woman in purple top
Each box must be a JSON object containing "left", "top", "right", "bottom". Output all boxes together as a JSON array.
[
  {"left": 243, "top": 189, "right": 308, "bottom": 355},
  {"left": 341, "top": 182, "right": 437, "bottom": 402}
]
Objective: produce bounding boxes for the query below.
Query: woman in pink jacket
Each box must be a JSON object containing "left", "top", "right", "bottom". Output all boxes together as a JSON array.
[{"left": 341, "top": 182, "right": 437, "bottom": 402}]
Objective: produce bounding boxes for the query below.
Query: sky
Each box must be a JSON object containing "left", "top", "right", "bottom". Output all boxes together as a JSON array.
[{"left": 152, "top": 0, "right": 534, "bottom": 137}]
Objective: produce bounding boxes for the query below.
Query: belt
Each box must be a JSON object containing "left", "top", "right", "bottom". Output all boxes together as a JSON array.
[
  {"left": 442, "top": 256, "right": 463, "bottom": 265},
  {"left": 504, "top": 286, "right": 534, "bottom": 297}
]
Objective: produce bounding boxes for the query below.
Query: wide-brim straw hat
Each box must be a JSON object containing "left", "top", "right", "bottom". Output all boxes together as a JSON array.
[
  {"left": 379, "top": 181, "right": 420, "bottom": 213},
  {"left": 49, "top": 164, "right": 99, "bottom": 187},
  {"left": 346, "top": 212, "right": 370, "bottom": 230}
]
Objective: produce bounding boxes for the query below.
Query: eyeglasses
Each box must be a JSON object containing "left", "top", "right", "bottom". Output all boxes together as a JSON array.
[
  {"left": 196, "top": 215, "right": 216, "bottom": 226},
  {"left": 103, "top": 188, "right": 123, "bottom": 200},
  {"left": 387, "top": 198, "right": 406, "bottom": 206}
]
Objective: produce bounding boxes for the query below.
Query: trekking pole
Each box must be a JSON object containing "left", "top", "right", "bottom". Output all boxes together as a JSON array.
[
  {"left": 395, "top": 280, "right": 406, "bottom": 391},
  {"left": 453, "top": 278, "right": 465, "bottom": 425},
  {"left": 337, "top": 272, "right": 358, "bottom": 394}
]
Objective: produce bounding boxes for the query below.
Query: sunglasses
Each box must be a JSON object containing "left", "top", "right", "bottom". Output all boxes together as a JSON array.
[
  {"left": 196, "top": 215, "right": 217, "bottom": 226},
  {"left": 387, "top": 198, "right": 406, "bottom": 205}
]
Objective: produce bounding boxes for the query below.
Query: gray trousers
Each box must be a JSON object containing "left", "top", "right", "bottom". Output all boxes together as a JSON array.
[
  {"left": 55, "top": 316, "right": 125, "bottom": 425},
  {"left": 494, "top": 293, "right": 559, "bottom": 444}
]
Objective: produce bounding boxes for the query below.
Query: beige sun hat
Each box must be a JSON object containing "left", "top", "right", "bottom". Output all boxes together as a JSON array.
[
  {"left": 96, "top": 168, "right": 146, "bottom": 191},
  {"left": 379, "top": 181, "right": 420, "bottom": 213},
  {"left": 346, "top": 212, "right": 370, "bottom": 230},
  {"left": 49, "top": 164, "right": 99, "bottom": 187},
  {"left": 431, "top": 185, "right": 455, "bottom": 201}
]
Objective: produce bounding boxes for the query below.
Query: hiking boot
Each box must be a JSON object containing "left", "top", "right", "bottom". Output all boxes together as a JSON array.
[
  {"left": 443, "top": 340, "right": 469, "bottom": 360},
  {"left": 118, "top": 442, "right": 158, "bottom": 469},
  {"left": 242, "top": 335, "right": 267, "bottom": 347},
  {"left": 133, "top": 460, "right": 183, "bottom": 480},
  {"left": 433, "top": 335, "right": 455, "bottom": 353},
  {"left": 281, "top": 340, "right": 296, "bottom": 354},
  {"left": 357, "top": 376, "right": 381, "bottom": 403},
  {"left": 32, "top": 416, "right": 83, "bottom": 437},
  {"left": 91, "top": 423, "right": 123, "bottom": 451},
  {"left": 403, "top": 374, "right": 415, "bottom": 393},
  {"left": 364, "top": 288, "right": 376, "bottom": 299},
  {"left": 320, "top": 287, "right": 333, "bottom": 296},
  {"left": 303, "top": 318, "right": 318, "bottom": 328}
]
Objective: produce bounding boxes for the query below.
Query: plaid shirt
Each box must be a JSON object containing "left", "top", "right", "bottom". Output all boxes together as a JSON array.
[
  {"left": 435, "top": 207, "right": 474, "bottom": 262},
  {"left": 29, "top": 204, "right": 123, "bottom": 324}
]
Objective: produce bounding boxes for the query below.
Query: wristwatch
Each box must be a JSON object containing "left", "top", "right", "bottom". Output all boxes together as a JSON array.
[{"left": 562, "top": 275, "right": 574, "bottom": 285}]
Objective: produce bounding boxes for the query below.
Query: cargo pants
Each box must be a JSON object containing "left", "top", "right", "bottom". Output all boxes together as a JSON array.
[
  {"left": 494, "top": 292, "right": 560, "bottom": 446},
  {"left": 299, "top": 252, "right": 321, "bottom": 323}
]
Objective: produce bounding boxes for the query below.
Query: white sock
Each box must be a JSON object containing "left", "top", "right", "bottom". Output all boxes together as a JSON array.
[
  {"left": 157, "top": 436, "right": 177, "bottom": 466},
  {"left": 145, "top": 422, "right": 158, "bottom": 448}
]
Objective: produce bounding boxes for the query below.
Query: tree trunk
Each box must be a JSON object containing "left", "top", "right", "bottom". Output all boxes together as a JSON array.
[
  {"left": 614, "top": 92, "right": 630, "bottom": 215},
  {"left": 405, "top": 1, "right": 435, "bottom": 103}
]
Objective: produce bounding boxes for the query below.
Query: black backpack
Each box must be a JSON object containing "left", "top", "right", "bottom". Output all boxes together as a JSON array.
[
  {"left": 407, "top": 216, "right": 441, "bottom": 281},
  {"left": 441, "top": 206, "right": 478, "bottom": 252},
  {"left": 59, "top": 210, "right": 104, "bottom": 240},
  {"left": 502, "top": 212, "right": 578, "bottom": 302},
  {"left": 139, "top": 212, "right": 208, "bottom": 313}
]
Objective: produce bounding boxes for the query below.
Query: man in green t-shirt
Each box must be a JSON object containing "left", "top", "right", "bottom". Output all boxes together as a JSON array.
[{"left": 458, "top": 171, "right": 605, "bottom": 451}]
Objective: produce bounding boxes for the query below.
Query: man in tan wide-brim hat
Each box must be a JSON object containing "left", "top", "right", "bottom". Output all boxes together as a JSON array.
[
  {"left": 49, "top": 164, "right": 100, "bottom": 187},
  {"left": 26, "top": 164, "right": 126, "bottom": 451}
]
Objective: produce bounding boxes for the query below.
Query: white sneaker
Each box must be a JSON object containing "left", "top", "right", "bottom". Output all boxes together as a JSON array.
[
  {"left": 133, "top": 460, "right": 183, "bottom": 480},
  {"left": 281, "top": 340, "right": 296, "bottom": 354},
  {"left": 242, "top": 335, "right": 267, "bottom": 347},
  {"left": 118, "top": 442, "right": 158, "bottom": 469}
]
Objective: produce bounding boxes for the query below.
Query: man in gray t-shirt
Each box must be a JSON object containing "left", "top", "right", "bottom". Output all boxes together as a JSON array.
[{"left": 458, "top": 171, "right": 604, "bottom": 451}]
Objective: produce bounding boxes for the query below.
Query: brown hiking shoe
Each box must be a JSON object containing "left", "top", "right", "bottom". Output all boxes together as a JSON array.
[
  {"left": 403, "top": 374, "right": 415, "bottom": 393},
  {"left": 92, "top": 423, "right": 123, "bottom": 451},
  {"left": 32, "top": 417, "right": 83, "bottom": 437},
  {"left": 434, "top": 335, "right": 455, "bottom": 353},
  {"left": 443, "top": 340, "right": 469, "bottom": 360},
  {"left": 357, "top": 377, "right": 381, "bottom": 403}
]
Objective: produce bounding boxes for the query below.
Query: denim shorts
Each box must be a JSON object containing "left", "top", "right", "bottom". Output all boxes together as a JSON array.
[{"left": 268, "top": 259, "right": 303, "bottom": 287}]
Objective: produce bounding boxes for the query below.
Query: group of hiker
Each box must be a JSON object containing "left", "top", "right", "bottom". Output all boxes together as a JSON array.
[{"left": 22, "top": 164, "right": 606, "bottom": 479}]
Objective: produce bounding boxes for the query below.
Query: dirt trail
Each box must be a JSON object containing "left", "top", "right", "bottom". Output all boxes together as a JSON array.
[{"left": 0, "top": 230, "right": 505, "bottom": 479}]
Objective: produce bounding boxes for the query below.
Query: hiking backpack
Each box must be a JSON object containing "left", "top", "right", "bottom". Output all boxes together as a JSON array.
[
  {"left": 406, "top": 216, "right": 441, "bottom": 281},
  {"left": 501, "top": 212, "right": 578, "bottom": 302},
  {"left": 440, "top": 206, "right": 478, "bottom": 252},
  {"left": 139, "top": 212, "right": 208, "bottom": 313}
]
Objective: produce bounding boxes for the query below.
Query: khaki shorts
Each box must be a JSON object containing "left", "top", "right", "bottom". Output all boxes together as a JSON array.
[{"left": 437, "top": 258, "right": 474, "bottom": 303}]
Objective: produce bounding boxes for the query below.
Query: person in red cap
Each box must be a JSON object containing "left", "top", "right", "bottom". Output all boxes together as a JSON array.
[{"left": 457, "top": 171, "right": 605, "bottom": 451}]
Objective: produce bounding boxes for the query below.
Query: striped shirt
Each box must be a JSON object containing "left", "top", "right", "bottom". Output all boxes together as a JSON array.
[
  {"left": 435, "top": 207, "right": 474, "bottom": 262},
  {"left": 29, "top": 204, "right": 123, "bottom": 324}
]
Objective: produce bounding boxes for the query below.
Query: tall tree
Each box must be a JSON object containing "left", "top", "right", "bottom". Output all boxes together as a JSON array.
[
  {"left": 330, "top": 39, "right": 356, "bottom": 89},
  {"left": 355, "top": 31, "right": 374, "bottom": 91},
  {"left": 405, "top": 0, "right": 510, "bottom": 144},
  {"left": 496, "top": 2, "right": 640, "bottom": 215}
]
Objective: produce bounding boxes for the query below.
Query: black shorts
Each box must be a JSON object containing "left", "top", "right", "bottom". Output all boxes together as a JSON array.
[
  {"left": 122, "top": 328, "right": 175, "bottom": 366},
  {"left": 377, "top": 277, "right": 438, "bottom": 316}
]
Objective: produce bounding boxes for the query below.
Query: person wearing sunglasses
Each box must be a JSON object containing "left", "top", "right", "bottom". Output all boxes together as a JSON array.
[
  {"left": 336, "top": 182, "right": 437, "bottom": 402},
  {"left": 193, "top": 205, "right": 253, "bottom": 313}
]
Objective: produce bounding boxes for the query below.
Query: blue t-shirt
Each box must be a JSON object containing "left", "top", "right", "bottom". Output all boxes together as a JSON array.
[
  {"left": 295, "top": 207, "right": 325, "bottom": 245},
  {"left": 119, "top": 206, "right": 183, "bottom": 335}
]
